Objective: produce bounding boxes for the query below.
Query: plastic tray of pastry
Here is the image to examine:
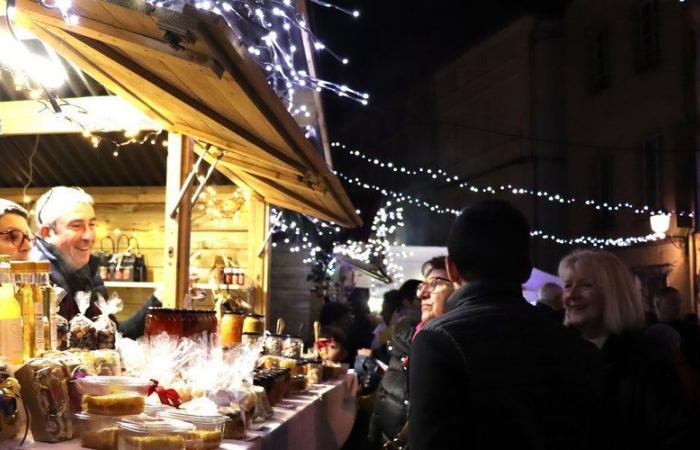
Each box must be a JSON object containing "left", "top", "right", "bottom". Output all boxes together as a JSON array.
[
  {"left": 116, "top": 416, "right": 194, "bottom": 450},
  {"left": 74, "top": 412, "right": 125, "bottom": 450},
  {"left": 143, "top": 403, "right": 175, "bottom": 417},
  {"left": 159, "top": 410, "right": 228, "bottom": 450},
  {"left": 75, "top": 376, "right": 151, "bottom": 396}
]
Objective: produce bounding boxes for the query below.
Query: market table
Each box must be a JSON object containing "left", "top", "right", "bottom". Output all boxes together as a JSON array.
[{"left": 7, "top": 374, "right": 358, "bottom": 450}]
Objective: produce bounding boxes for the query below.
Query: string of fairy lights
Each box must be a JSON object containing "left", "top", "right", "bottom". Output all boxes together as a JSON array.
[
  {"left": 270, "top": 202, "right": 409, "bottom": 284},
  {"left": 333, "top": 172, "right": 666, "bottom": 248},
  {"left": 330, "top": 142, "right": 694, "bottom": 218}
]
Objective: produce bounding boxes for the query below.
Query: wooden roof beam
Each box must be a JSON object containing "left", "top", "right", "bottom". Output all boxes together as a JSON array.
[{"left": 0, "top": 95, "right": 159, "bottom": 135}]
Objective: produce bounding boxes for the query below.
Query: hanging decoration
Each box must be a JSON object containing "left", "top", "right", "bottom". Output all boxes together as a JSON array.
[
  {"left": 334, "top": 172, "right": 666, "bottom": 248},
  {"left": 195, "top": 186, "right": 249, "bottom": 225},
  {"left": 331, "top": 142, "right": 693, "bottom": 218}
]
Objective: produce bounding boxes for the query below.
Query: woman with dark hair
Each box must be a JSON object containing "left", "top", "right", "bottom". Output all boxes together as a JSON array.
[{"left": 367, "top": 256, "right": 454, "bottom": 449}]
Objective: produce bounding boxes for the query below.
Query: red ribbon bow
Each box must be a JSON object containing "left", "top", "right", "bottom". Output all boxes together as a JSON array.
[{"left": 148, "top": 379, "right": 182, "bottom": 408}]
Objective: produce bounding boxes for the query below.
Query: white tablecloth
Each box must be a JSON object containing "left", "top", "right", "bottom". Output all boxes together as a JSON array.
[{"left": 3, "top": 374, "right": 358, "bottom": 450}]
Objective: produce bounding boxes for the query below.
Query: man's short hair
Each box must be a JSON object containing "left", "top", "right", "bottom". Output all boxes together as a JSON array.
[
  {"left": 421, "top": 255, "right": 447, "bottom": 277},
  {"left": 0, "top": 199, "right": 29, "bottom": 221},
  {"left": 447, "top": 200, "right": 532, "bottom": 284},
  {"left": 35, "top": 187, "right": 94, "bottom": 228}
]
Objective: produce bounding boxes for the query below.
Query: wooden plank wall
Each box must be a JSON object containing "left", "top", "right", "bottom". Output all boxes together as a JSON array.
[
  {"left": 0, "top": 186, "right": 250, "bottom": 320},
  {"left": 267, "top": 248, "right": 317, "bottom": 344}
]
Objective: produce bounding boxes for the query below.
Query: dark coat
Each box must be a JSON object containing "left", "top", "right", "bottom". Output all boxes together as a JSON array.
[
  {"left": 600, "top": 331, "right": 698, "bottom": 449},
  {"left": 534, "top": 300, "right": 565, "bottom": 323},
  {"left": 409, "top": 281, "right": 605, "bottom": 450},
  {"left": 34, "top": 238, "right": 159, "bottom": 339},
  {"left": 368, "top": 324, "right": 414, "bottom": 445}
]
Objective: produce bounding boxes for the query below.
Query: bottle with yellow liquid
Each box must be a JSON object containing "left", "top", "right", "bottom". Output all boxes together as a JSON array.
[
  {"left": 11, "top": 261, "right": 43, "bottom": 361},
  {"left": 0, "top": 256, "right": 22, "bottom": 365}
]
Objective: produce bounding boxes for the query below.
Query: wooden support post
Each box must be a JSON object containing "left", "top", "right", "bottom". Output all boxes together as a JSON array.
[
  {"left": 163, "top": 133, "right": 194, "bottom": 308},
  {"left": 247, "top": 195, "right": 270, "bottom": 323}
]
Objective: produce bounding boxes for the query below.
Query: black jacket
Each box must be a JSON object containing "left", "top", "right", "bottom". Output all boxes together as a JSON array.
[
  {"left": 409, "top": 281, "right": 605, "bottom": 450},
  {"left": 34, "top": 238, "right": 159, "bottom": 339},
  {"left": 368, "top": 324, "right": 414, "bottom": 445},
  {"left": 600, "top": 331, "right": 698, "bottom": 449}
]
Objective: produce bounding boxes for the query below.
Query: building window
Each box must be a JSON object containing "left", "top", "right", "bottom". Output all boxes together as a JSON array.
[
  {"left": 637, "top": 0, "right": 660, "bottom": 70},
  {"left": 643, "top": 134, "right": 663, "bottom": 209},
  {"left": 591, "top": 29, "right": 610, "bottom": 91}
]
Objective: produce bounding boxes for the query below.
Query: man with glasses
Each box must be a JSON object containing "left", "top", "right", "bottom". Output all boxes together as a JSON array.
[
  {"left": 368, "top": 256, "right": 454, "bottom": 449},
  {"left": 0, "top": 199, "right": 33, "bottom": 261},
  {"left": 31, "top": 187, "right": 161, "bottom": 339},
  {"left": 408, "top": 201, "right": 605, "bottom": 450}
]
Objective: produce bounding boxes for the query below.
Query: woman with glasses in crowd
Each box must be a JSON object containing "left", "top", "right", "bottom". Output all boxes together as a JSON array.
[
  {"left": 559, "top": 249, "right": 698, "bottom": 448},
  {"left": 368, "top": 256, "right": 455, "bottom": 449},
  {"left": 0, "top": 199, "right": 33, "bottom": 261}
]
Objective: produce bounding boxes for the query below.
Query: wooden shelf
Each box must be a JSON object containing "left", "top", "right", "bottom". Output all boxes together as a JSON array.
[
  {"left": 105, "top": 281, "right": 158, "bottom": 288},
  {"left": 105, "top": 281, "right": 250, "bottom": 290}
]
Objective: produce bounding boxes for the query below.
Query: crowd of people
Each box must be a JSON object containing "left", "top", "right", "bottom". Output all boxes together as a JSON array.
[
  {"left": 4, "top": 187, "right": 700, "bottom": 449},
  {"left": 318, "top": 200, "right": 700, "bottom": 450},
  {"left": 0, "top": 187, "right": 159, "bottom": 339}
]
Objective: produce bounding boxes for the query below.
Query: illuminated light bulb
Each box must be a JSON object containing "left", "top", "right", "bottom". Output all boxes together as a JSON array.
[
  {"left": 650, "top": 214, "right": 671, "bottom": 235},
  {"left": 342, "top": 58, "right": 349, "bottom": 65},
  {"left": 352, "top": 10, "right": 360, "bottom": 17}
]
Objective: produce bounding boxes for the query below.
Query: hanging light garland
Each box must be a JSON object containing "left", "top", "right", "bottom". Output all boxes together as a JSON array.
[
  {"left": 334, "top": 171, "right": 666, "bottom": 248},
  {"left": 270, "top": 201, "right": 409, "bottom": 286},
  {"left": 331, "top": 142, "right": 694, "bottom": 218}
]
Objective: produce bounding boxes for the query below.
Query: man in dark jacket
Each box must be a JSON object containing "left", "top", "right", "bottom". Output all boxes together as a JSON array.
[
  {"left": 31, "top": 187, "right": 160, "bottom": 339},
  {"left": 409, "top": 200, "right": 605, "bottom": 450}
]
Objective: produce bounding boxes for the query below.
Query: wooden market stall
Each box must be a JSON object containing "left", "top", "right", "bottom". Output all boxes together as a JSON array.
[{"left": 0, "top": 0, "right": 361, "bottom": 319}]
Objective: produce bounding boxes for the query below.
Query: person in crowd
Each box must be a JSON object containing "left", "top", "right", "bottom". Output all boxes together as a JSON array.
[
  {"left": 371, "top": 289, "right": 402, "bottom": 355},
  {"left": 368, "top": 256, "right": 454, "bottom": 449},
  {"left": 319, "top": 301, "right": 353, "bottom": 333},
  {"left": 560, "top": 249, "right": 698, "bottom": 448},
  {"left": 409, "top": 200, "right": 605, "bottom": 450},
  {"left": 0, "top": 199, "right": 32, "bottom": 261},
  {"left": 318, "top": 326, "right": 348, "bottom": 364},
  {"left": 654, "top": 287, "right": 700, "bottom": 371},
  {"left": 535, "top": 281, "right": 565, "bottom": 322},
  {"left": 31, "top": 186, "right": 161, "bottom": 339},
  {"left": 393, "top": 279, "right": 421, "bottom": 326},
  {"left": 346, "top": 288, "right": 377, "bottom": 364}
]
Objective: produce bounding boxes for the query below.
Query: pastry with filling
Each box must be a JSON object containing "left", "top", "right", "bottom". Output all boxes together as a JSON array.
[
  {"left": 123, "top": 435, "right": 185, "bottom": 450},
  {"left": 81, "top": 427, "right": 119, "bottom": 450},
  {"left": 83, "top": 393, "right": 145, "bottom": 416},
  {"left": 186, "top": 430, "right": 223, "bottom": 450}
]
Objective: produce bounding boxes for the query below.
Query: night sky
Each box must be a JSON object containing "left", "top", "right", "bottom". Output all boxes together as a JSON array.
[
  {"left": 311, "top": 0, "right": 565, "bottom": 129},
  {"left": 308, "top": 0, "right": 565, "bottom": 236}
]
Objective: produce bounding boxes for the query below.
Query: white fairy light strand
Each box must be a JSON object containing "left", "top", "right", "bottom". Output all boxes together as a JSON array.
[
  {"left": 331, "top": 142, "right": 693, "bottom": 218},
  {"left": 270, "top": 204, "right": 408, "bottom": 285},
  {"left": 152, "top": 0, "right": 370, "bottom": 107},
  {"left": 335, "top": 171, "right": 666, "bottom": 248}
]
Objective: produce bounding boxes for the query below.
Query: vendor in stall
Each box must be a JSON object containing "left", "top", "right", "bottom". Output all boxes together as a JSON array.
[
  {"left": 30, "top": 186, "right": 161, "bottom": 338},
  {"left": 0, "top": 199, "right": 33, "bottom": 261}
]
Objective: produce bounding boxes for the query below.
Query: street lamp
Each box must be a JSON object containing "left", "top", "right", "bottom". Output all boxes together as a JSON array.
[{"left": 650, "top": 213, "right": 671, "bottom": 235}]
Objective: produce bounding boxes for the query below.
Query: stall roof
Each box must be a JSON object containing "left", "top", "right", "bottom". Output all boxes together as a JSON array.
[{"left": 10, "top": 0, "right": 361, "bottom": 227}]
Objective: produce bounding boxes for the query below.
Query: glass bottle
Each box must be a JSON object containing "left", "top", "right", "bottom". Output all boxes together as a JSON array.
[
  {"left": 35, "top": 262, "right": 57, "bottom": 351},
  {"left": 0, "top": 256, "right": 22, "bottom": 364},
  {"left": 12, "top": 261, "right": 40, "bottom": 360},
  {"left": 27, "top": 262, "right": 44, "bottom": 354}
]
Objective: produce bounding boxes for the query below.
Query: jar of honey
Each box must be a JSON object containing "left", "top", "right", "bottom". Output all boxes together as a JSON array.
[
  {"left": 220, "top": 312, "right": 244, "bottom": 347},
  {"left": 242, "top": 314, "right": 264, "bottom": 334}
]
